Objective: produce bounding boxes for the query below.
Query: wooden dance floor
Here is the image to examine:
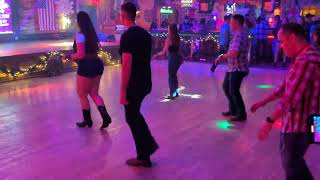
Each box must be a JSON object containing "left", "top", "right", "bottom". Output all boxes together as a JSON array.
[{"left": 0, "top": 61, "right": 319, "bottom": 180}]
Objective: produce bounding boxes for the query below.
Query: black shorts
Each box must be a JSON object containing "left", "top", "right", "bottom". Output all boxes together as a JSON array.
[{"left": 77, "top": 58, "right": 104, "bottom": 78}]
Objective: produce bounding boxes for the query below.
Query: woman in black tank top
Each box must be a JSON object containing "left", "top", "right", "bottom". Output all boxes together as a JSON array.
[
  {"left": 68, "top": 11, "right": 111, "bottom": 129},
  {"left": 153, "top": 24, "right": 183, "bottom": 99}
]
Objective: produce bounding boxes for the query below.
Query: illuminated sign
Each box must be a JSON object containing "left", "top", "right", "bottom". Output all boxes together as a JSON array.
[
  {"left": 226, "top": 3, "right": 236, "bottom": 15},
  {"left": 199, "top": 0, "right": 214, "bottom": 13},
  {"left": 0, "top": 0, "right": 12, "bottom": 34},
  {"left": 200, "top": 3, "right": 208, "bottom": 12},
  {"left": 160, "top": 7, "right": 173, "bottom": 14},
  {"left": 181, "top": 0, "right": 192, "bottom": 7}
]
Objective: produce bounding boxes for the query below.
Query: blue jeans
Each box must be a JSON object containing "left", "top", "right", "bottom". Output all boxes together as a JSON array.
[
  {"left": 280, "top": 133, "right": 313, "bottom": 180},
  {"left": 168, "top": 53, "right": 182, "bottom": 96},
  {"left": 223, "top": 71, "right": 248, "bottom": 117}
]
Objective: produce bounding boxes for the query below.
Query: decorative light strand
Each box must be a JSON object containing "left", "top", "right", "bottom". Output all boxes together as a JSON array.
[{"left": 0, "top": 49, "right": 117, "bottom": 80}]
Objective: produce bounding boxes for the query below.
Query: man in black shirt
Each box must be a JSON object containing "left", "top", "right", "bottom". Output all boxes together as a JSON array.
[{"left": 119, "top": 2, "right": 159, "bottom": 167}]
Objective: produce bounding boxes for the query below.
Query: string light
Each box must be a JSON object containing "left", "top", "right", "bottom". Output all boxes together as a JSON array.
[
  {"left": 151, "top": 32, "right": 219, "bottom": 45},
  {"left": 0, "top": 49, "right": 118, "bottom": 81}
]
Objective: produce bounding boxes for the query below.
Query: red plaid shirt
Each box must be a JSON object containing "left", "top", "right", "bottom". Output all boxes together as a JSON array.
[{"left": 272, "top": 46, "right": 320, "bottom": 133}]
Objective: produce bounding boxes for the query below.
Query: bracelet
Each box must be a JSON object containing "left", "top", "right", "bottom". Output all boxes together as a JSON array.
[{"left": 266, "top": 117, "right": 275, "bottom": 124}]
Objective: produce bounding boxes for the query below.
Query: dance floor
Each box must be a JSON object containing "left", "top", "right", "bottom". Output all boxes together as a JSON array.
[
  {"left": 0, "top": 61, "right": 319, "bottom": 180},
  {"left": 0, "top": 40, "right": 119, "bottom": 57}
]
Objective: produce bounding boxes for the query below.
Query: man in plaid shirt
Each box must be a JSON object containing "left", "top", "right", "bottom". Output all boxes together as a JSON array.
[
  {"left": 251, "top": 23, "right": 320, "bottom": 180},
  {"left": 216, "top": 14, "right": 249, "bottom": 122}
]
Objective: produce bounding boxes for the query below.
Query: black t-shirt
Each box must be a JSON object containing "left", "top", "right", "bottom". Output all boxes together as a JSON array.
[{"left": 119, "top": 26, "right": 152, "bottom": 96}]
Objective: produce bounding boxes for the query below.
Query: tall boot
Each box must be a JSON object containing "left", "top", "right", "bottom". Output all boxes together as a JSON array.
[
  {"left": 98, "top": 106, "right": 112, "bottom": 129},
  {"left": 76, "top": 109, "right": 93, "bottom": 128}
]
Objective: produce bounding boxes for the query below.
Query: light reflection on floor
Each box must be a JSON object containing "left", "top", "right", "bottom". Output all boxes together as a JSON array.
[
  {"left": 256, "top": 84, "right": 274, "bottom": 89},
  {"left": 160, "top": 86, "right": 203, "bottom": 102}
]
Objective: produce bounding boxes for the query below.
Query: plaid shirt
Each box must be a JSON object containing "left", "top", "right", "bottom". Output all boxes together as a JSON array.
[
  {"left": 227, "top": 29, "right": 249, "bottom": 72},
  {"left": 272, "top": 46, "right": 320, "bottom": 133}
]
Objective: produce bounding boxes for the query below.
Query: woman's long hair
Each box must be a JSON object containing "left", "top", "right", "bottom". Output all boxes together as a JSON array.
[
  {"left": 76, "top": 11, "right": 99, "bottom": 54},
  {"left": 168, "top": 24, "right": 180, "bottom": 48}
]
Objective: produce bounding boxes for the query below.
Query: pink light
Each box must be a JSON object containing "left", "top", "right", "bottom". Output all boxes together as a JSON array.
[{"left": 273, "top": 120, "right": 282, "bottom": 129}]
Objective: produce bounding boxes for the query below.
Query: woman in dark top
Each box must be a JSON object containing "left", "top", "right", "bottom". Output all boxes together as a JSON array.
[
  {"left": 153, "top": 24, "right": 183, "bottom": 99},
  {"left": 68, "top": 11, "right": 111, "bottom": 129}
]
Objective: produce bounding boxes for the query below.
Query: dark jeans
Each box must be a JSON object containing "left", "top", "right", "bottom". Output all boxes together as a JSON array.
[
  {"left": 168, "top": 53, "right": 182, "bottom": 96},
  {"left": 280, "top": 133, "right": 313, "bottom": 180},
  {"left": 125, "top": 93, "right": 158, "bottom": 160},
  {"left": 223, "top": 71, "right": 248, "bottom": 117},
  {"left": 256, "top": 39, "right": 268, "bottom": 61}
]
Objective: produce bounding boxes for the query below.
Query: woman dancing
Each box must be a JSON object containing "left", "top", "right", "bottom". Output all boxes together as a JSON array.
[
  {"left": 153, "top": 24, "right": 183, "bottom": 99},
  {"left": 68, "top": 11, "right": 111, "bottom": 129}
]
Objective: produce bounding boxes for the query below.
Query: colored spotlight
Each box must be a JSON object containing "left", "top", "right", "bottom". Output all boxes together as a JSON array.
[
  {"left": 256, "top": 85, "right": 273, "bottom": 89},
  {"left": 215, "top": 120, "right": 234, "bottom": 131}
]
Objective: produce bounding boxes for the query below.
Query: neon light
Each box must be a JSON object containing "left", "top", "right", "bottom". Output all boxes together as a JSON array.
[
  {"left": 226, "top": 3, "right": 236, "bottom": 15},
  {"left": 256, "top": 85, "right": 273, "bottom": 89},
  {"left": 160, "top": 8, "right": 173, "bottom": 14},
  {"left": 181, "top": 0, "right": 192, "bottom": 7},
  {"left": 0, "top": 0, "right": 13, "bottom": 34}
]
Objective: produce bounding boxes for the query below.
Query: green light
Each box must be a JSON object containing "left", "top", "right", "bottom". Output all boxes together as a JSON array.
[
  {"left": 160, "top": 8, "right": 173, "bottom": 14},
  {"left": 215, "top": 120, "right": 234, "bottom": 131},
  {"left": 257, "top": 85, "right": 273, "bottom": 89}
]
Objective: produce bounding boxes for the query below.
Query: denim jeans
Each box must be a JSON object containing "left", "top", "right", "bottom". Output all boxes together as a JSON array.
[
  {"left": 168, "top": 53, "right": 182, "bottom": 96},
  {"left": 223, "top": 71, "right": 248, "bottom": 117},
  {"left": 280, "top": 133, "right": 313, "bottom": 180}
]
